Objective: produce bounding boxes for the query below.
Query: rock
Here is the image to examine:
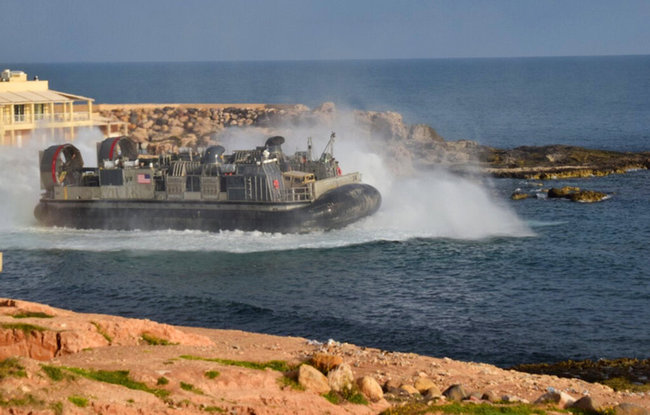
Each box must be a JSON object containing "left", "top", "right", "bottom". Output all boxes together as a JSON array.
[
  {"left": 383, "top": 378, "right": 401, "bottom": 393},
  {"left": 548, "top": 186, "right": 581, "bottom": 198},
  {"left": 570, "top": 396, "right": 600, "bottom": 412},
  {"left": 408, "top": 124, "right": 444, "bottom": 143},
  {"left": 569, "top": 190, "right": 608, "bottom": 203},
  {"left": 130, "top": 127, "right": 149, "bottom": 143},
  {"left": 298, "top": 364, "right": 330, "bottom": 394},
  {"left": 414, "top": 376, "right": 436, "bottom": 394},
  {"left": 501, "top": 395, "right": 529, "bottom": 404},
  {"left": 443, "top": 384, "right": 469, "bottom": 401},
  {"left": 534, "top": 391, "right": 575, "bottom": 409},
  {"left": 469, "top": 392, "right": 483, "bottom": 400},
  {"left": 423, "top": 386, "right": 442, "bottom": 400},
  {"left": 482, "top": 391, "right": 499, "bottom": 403},
  {"left": 546, "top": 186, "right": 608, "bottom": 203},
  {"left": 169, "top": 126, "right": 185, "bottom": 137},
  {"left": 327, "top": 363, "right": 354, "bottom": 392},
  {"left": 511, "top": 191, "right": 529, "bottom": 200},
  {"left": 311, "top": 353, "right": 342, "bottom": 373},
  {"left": 399, "top": 384, "right": 420, "bottom": 395},
  {"left": 357, "top": 376, "right": 383, "bottom": 402},
  {"left": 314, "top": 102, "right": 336, "bottom": 114},
  {"left": 614, "top": 403, "right": 650, "bottom": 415}
]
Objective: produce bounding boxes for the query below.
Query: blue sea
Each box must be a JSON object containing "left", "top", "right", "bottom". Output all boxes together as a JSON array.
[{"left": 1, "top": 56, "right": 649, "bottom": 366}]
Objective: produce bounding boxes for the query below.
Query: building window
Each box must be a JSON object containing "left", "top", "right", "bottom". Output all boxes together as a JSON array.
[
  {"left": 34, "top": 103, "right": 46, "bottom": 120},
  {"left": 14, "top": 105, "right": 25, "bottom": 122}
]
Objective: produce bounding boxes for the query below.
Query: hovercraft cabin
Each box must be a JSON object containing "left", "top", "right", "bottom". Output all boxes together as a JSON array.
[{"left": 0, "top": 69, "right": 126, "bottom": 147}]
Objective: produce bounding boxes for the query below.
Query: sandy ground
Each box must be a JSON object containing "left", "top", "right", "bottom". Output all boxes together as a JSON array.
[{"left": 0, "top": 298, "right": 647, "bottom": 414}]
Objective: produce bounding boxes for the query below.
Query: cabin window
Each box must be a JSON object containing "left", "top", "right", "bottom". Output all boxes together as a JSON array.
[{"left": 14, "top": 105, "right": 25, "bottom": 122}]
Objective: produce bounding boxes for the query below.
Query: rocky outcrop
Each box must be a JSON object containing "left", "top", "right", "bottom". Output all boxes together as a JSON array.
[
  {"left": 1, "top": 298, "right": 648, "bottom": 414},
  {"left": 0, "top": 298, "right": 212, "bottom": 361},
  {"left": 547, "top": 186, "right": 609, "bottom": 203},
  {"left": 97, "top": 103, "right": 649, "bottom": 179},
  {"left": 511, "top": 185, "right": 609, "bottom": 203},
  {"left": 484, "top": 145, "right": 650, "bottom": 179}
]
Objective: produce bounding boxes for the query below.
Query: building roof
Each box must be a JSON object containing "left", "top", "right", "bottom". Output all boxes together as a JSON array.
[{"left": 0, "top": 89, "right": 93, "bottom": 105}]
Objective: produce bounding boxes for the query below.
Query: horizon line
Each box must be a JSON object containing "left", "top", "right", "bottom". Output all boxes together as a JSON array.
[{"left": 4, "top": 53, "right": 650, "bottom": 65}]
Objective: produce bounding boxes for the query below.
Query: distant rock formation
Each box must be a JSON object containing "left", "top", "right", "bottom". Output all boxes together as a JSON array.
[{"left": 98, "top": 102, "right": 650, "bottom": 179}]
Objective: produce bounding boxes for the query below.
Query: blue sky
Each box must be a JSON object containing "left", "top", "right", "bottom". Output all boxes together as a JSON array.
[{"left": 2, "top": 0, "right": 649, "bottom": 62}]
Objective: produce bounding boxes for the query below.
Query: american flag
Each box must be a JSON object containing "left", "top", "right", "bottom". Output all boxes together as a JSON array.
[{"left": 137, "top": 173, "right": 151, "bottom": 184}]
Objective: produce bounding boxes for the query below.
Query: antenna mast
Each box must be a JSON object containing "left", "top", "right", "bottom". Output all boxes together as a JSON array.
[{"left": 320, "top": 132, "right": 335, "bottom": 160}]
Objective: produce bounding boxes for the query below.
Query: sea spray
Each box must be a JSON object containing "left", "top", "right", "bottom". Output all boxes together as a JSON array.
[
  {"left": 0, "top": 117, "right": 530, "bottom": 251},
  {"left": 262, "top": 112, "right": 533, "bottom": 240},
  {"left": 0, "top": 127, "right": 104, "bottom": 230}
]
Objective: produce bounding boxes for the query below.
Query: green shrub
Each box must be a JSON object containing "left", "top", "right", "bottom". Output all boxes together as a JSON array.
[
  {"left": 0, "top": 358, "right": 26, "bottom": 379},
  {"left": 180, "top": 381, "right": 204, "bottom": 395},
  {"left": 179, "top": 355, "right": 290, "bottom": 371},
  {"left": 12, "top": 311, "right": 53, "bottom": 319},
  {"left": 141, "top": 333, "right": 177, "bottom": 345},
  {"left": 204, "top": 370, "right": 220, "bottom": 379},
  {"left": 68, "top": 395, "right": 88, "bottom": 407}
]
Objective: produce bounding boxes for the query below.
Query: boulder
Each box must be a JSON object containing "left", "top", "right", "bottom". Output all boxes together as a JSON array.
[
  {"left": 423, "top": 386, "right": 442, "bottom": 400},
  {"left": 534, "top": 391, "right": 575, "bottom": 409},
  {"left": 570, "top": 396, "right": 600, "bottom": 412},
  {"left": 314, "top": 102, "right": 336, "bottom": 114},
  {"left": 548, "top": 186, "right": 581, "bottom": 198},
  {"left": 443, "top": 384, "right": 469, "bottom": 401},
  {"left": 414, "top": 376, "right": 436, "bottom": 394},
  {"left": 408, "top": 124, "right": 444, "bottom": 143},
  {"left": 383, "top": 378, "right": 401, "bottom": 393},
  {"left": 169, "top": 126, "right": 185, "bottom": 137},
  {"left": 569, "top": 190, "right": 608, "bottom": 203},
  {"left": 399, "top": 384, "right": 420, "bottom": 395},
  {"left": 511, "top": 191, "right": 529, "bottom": 200},
  {"left": 481, "top": 391, "right": 499, "bottom": 403},
  {"left": 327, "top": 363, "right": 354, "bottom": 392},
  {"left": 614, "top": 403, "right": 650, "bottom": 415},
  {"left": 310, "top": 353, "right": 342, "bottom": 373},
  {"left": 357, "top": 376, "right": 383, "bottom": 402},
  {"left": 130, "top": 128, "right": 149, "bottom": 143},
  {"left": 501, "top": 395, "right": 529, "bottom": 404},
  {"left": 298, "top": 364, "right": 330, "bottom": 394}
]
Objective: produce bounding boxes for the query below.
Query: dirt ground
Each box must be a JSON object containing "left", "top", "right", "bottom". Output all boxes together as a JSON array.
[{"left": 1, "top": 298, "right": 647, "bottom": 414}]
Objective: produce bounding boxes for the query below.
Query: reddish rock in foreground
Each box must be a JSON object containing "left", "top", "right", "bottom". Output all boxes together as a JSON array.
[{"left": 0, "top": 298, "right": 648, "bottom": 414}]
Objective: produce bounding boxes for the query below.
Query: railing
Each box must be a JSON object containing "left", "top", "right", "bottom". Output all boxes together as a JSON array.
[
  {"left": 0, "top": 113, "right": 90, "bottom": 124},
  {"left": 50, "top": 113, "right": 89, "bottom": 122},
  {"left": 283, "top": 186, "right": 314, "bottom": 202}
]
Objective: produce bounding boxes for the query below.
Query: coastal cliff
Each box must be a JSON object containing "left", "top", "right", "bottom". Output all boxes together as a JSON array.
[
  {"left": 96, "top": 102, "right": 650, "bottom": 179},
  {"left": 1, "top": 299, "right": 648, "bottom": 414}
]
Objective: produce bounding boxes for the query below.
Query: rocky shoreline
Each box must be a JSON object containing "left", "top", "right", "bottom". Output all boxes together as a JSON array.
[
  {"left": 1, "top": 299, "right": 648, "bottom": 414},
  {"left": 96, "top": 103, "right": 650, "bottom": 180}
]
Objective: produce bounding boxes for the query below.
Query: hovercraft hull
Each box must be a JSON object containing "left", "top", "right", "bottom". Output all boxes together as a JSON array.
[{"left": 34, "top": 183, "right": 381, "bottom": 233}]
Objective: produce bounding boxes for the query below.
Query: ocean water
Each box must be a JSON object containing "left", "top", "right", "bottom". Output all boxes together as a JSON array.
[
  {"left": 1, "top": 57, "right": 649, "bottom": 366},
  {"left": 12, "top": 55, "right": 650, "bottom": 151}
]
